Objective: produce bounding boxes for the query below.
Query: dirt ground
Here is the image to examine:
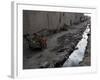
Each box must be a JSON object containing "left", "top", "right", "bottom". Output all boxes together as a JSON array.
[{"left": 23, "top": 20, "right": 90, "bottom": 69}]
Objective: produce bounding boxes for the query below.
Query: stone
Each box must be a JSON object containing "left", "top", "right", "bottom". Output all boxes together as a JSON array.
[{"left": 39, "top": 61, "right": 50, "bottom": 68}]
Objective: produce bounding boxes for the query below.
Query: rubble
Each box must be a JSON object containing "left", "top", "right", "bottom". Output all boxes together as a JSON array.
[{"left": 23, "top": 20, "right": 90, "bottom": 69}]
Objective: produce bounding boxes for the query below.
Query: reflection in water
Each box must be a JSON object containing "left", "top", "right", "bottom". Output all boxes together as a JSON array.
[{"left": 63, "top": 24, "right": 90, "bottom": 67}]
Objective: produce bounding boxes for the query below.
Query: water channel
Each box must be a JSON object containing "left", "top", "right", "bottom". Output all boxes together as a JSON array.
[{"left": 63, "top": 24, "right": 90, "bottom": 67}]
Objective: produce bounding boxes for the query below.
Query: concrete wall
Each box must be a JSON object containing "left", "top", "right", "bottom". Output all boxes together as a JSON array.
[
  {"left": 63, "top": 12, "right": 84, "bottom": 25},
  {"left": 73, "top": 13, "right": 84, "bottom": 24},
  {"left": 23, "top": 11, "right": 48, "bottom": 34},
  {"left": 63, "top": 12, "right": 75, "bottom": 26},
  {"left": 23, "top": 10, "right": 84, "bottom": 34},
  {"left": 47, "top": 12, "right": 60, "bottom": 30}
]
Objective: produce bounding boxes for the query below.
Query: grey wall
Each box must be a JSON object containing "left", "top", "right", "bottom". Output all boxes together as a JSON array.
[
  {"left": 23, "top": 10, "right": 84, "bottom": 34},
  {"left": 23, "top": 11, "right": 48, "bottom": 34}
]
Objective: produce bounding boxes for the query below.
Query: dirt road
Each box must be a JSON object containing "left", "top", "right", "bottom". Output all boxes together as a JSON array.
[{"left": 23, "top": 20, "right": 90, "bottom": 69}]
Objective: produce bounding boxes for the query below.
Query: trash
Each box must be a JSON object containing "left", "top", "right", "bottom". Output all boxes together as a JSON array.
[{"left": 24, "top": 33, "right": 47, "bottom": 50}]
